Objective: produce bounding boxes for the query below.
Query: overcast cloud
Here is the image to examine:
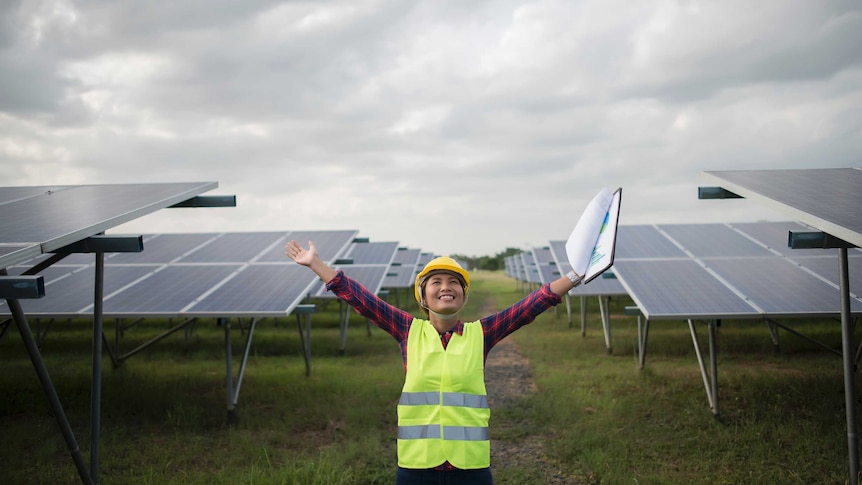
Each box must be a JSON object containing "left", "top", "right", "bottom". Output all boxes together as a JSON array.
[{"left": 2, "top": 0, "right": 860, "bottom": 256}]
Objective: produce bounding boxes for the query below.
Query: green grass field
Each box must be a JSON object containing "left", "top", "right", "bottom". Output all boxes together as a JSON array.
[{"left": 1, "top": 270, "right": 858, "bottom": 484}]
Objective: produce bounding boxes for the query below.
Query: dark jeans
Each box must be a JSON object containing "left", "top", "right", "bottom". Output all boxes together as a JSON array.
[{"left": 395, "top": 467, "right": 493, "bottom": 485}]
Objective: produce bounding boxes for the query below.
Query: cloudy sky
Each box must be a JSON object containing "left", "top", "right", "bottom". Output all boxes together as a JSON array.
[{"left": 2, "top": 0, "right": 860, "bottom": 256}]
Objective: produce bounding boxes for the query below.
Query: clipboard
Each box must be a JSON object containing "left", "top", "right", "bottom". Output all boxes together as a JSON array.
[{"left": 565, "top": 187, "right": 622, "bottom": 286}]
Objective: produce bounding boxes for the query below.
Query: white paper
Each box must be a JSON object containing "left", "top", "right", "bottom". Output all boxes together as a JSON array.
[{"left": 565, "top": 187, "right": 621, "bottom": 282}]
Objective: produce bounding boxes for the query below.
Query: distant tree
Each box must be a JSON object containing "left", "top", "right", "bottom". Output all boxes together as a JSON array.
[{"left": 452, "top": 247, "right": 522, "bottom": 272}]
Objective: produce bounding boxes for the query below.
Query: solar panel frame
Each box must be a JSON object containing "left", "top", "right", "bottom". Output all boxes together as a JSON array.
[
  {"left": 0, "top": 182, "right": 218, "bottom": 268},
  {"left": 702, "top": 168, "right": 862, "bottom": 247}
]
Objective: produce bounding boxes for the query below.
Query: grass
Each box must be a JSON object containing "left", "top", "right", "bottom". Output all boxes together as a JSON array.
[{"left": 1, "top": 270, "right": 859, "bottom": 484}]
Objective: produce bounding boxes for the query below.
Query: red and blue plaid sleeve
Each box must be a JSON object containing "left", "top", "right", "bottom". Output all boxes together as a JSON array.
[
  {"left": 325, "top": 270, "right": 414, "bottom": 342},
  {"left": 481, "top": 284, "right": 562, "bottom": 354}
]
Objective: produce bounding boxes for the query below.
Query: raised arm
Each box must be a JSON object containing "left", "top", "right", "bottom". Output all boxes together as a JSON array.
[{"left": 285, "top": 240, "right": 337, "bottom": 283}]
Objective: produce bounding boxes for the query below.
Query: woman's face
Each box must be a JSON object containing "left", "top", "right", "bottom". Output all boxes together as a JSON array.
[{"left": 422, "top": 272, "right": 465, "bottom": 315}]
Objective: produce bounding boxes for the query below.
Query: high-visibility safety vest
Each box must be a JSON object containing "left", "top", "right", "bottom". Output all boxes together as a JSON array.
[{"left": 397, "top": 319, "right": 491, "bottom": 469}]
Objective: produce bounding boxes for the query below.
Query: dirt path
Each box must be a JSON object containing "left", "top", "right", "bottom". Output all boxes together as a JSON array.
[{"left": 481, "top": 295, "right": 577, "bottom": 484}]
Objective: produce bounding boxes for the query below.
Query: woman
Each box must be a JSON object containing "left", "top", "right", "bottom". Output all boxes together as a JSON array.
[{"left": 285, "top": 240, "right": 582, "bottom": 484}]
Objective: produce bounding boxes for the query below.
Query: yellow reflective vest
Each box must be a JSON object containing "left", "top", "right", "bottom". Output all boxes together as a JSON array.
[{"left": 396, "top": 319, "right": 490, "bottom": 469}]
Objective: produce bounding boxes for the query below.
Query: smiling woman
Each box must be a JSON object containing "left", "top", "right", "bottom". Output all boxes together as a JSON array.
[{"left": 285, "top": 239, "right": 581, "bottom": 484}]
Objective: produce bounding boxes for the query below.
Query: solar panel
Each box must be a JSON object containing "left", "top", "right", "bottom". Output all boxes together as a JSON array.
[
  {"left": 0, "top": 185, "right": 71, "bottom": 205},
  {"left": 313, "top": 265, "right": 390, "bottom": 298},
  {"left": 383, "top": 264, "right": 419, "bottom": 289},
  {"left": 521, "top": 251, "right": 541, "bottom": 283},
  {"left": 703, "top": 168, "right": 862, "bottom": 247},
  {"left": 186, "top": 264, "right": 318, "bottom": 316},
  {"left": 347, "top": 241, "right": 399, "bottom": 265},
  {"left": 614, "top": 225, "right": 687, "bottom": 259},
  {"left": 180, "top": 232, "right": 287, "bottom": 263},
  {"left": 3, "top": 265, "right": 156, "bottom": 316},
  {"left": 392, "top": 248, "right": 421, "bottom": 266},
  {"left": 256, "top": 230, "right": 357, "bottom": 262},
  {"left": 613, "top": 259, "right": 759, "bottom": 319},
  {"left": 0, "top": 183, "right": 217, "bottom": 268},
  {"left": 790, "top": 256, "right": 862, "bottom": 296},
  {"left": 102, "top": 265, "right": 242, "bottom": 316},
  {"left": 537, "top": 264, "right": 561, "bottom": 285},
  {"left": 532, "top": 247, "right": 555, "bottom": 265},
  {"left": 108, "top": 233, "right": 219, "bottom": 264},
  {"left": 729, "top": 221, "right": 829, "bottom": 258},
  {"left": 704, "top": 257, "right": 862, "bottom": 316},
  {"left": 658, "top": 223, "right": 772, "bottom": 258}
]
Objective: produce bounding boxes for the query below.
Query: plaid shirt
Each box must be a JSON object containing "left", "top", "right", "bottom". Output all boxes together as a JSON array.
[{"left": 325, "top": 270, "right": 562, "bottom": 368}]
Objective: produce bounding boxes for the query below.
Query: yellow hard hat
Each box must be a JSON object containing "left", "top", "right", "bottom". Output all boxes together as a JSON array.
[{"left": 414, "top": 256, "right": 470, "bottom": 313}]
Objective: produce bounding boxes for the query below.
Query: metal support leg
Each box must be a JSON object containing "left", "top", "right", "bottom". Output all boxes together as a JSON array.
[
  {"left": 564, "top": 294, "right": 572, "bottom": 329},
  {"left": 765, "top": 319, "right": 780, "bottom": 353},
  {"left": 294, "top": 304, "right": 315, "bottom": 377},
  {"left": 222, "top": 318, "right": 238, "bottom": 425},
  {"left": 90, "top": 252, "right": 104, "bottom": 484},
  {"left": 599, "top": 296, "right": 612, "bottom": 354},
  {"left": 637, "top": 316, "right": 650, "bottom": 370},
  {"left": 838, "top": 248, "right": 859, "bottom": 485},
  {"left": 224, "top": 317, "right": 258, "bottom": 425},
  {"left": 579, "top": 296, "right": 585, "bottom": 334},
  {"left": 689, "top": 319, "right": 719, "bottom": 416},
  {"left": 6, "top": 297, "right": 94, "bottom": 485},
  {"left": 339, "top": 300, "right": 349, "bottom": 355}
]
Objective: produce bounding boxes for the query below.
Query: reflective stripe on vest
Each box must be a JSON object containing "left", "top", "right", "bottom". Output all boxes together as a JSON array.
[
  {"left": 397, "top": 425, "right": 490, "bottom": 441},
  {"left": 397, "top": 319, "right": 490, "bottom": 470},
  {"left": 399, "top": 391, "right": 489, "bottom": 409}
]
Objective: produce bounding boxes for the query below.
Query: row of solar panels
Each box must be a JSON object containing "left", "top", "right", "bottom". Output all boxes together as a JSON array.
[
  {"left": 1, "top": 230, "right": 437, "bottom": 318},
  {"left": 508, "top": 221, "right": 862, "bottom": 320}
]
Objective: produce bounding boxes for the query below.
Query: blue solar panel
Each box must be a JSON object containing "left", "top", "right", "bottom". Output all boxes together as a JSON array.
[
  {"left": 0, "top": 185, "right": 70, "bottom": 205},
  {"left": 2, "top": 265, "right": 156, "bottom": 316},
  {"left": 180, "top": 232, "right": 287, "bottom": 263},
  {"left": 537, "top": 264, "right": 561, "bottom": 284},
  {"left": 658, "top": 223, "right": 772, "bottom": 258},
  {"left": 393, "top": 248, "right": 421, "bottom": 266},
  {"left": 109, "top": 233, "right": 219, "bottom": 264},
  {"left": 103, "top": 265, "right": 241, "bottom": 316},
  {"left": 0, "top": 182, "right": 217, "bottom": 268},
  {"left": 704, "top": 168, "right": 862, "bottom": 247},
  {"left": 257, "top": 230, "right": 357, "bottom": 263},
  {"left": 790, "top": 256, "right": 862, "bottom": 297},
  {"left": 705, "top": 257, "right": 862, "bottom": 316},
  {"left": 614, "top": 225, "right": 687, "bottom": 259},
  {"left": 383, "top": 264, "right": 418, "bottom": 288},
  {"left": 730, "top": 221, "right": 831, "bottom": 257},
  {"left": 613, "top": 260, "right": 759, "bottom": 319},
  {"left": 313, "top": 265, "right": 390, "bottom": 298},
  {"left": 347, "top": 241, "right": 399, "bottom": 265},
  {"left": 187, "top": 264, "right": 317, "bottom": 316}
]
